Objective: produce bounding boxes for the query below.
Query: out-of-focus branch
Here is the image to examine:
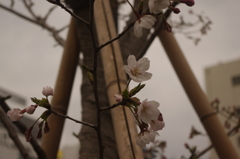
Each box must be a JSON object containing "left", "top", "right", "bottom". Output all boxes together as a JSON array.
[
  {"left": 196, "top": 124, "right": 240, "bottom": 158},
  {"left": 0, "top": 106, "right": 30, "bottom": 159},
  {"left": 0, "top": 2, "right": 65, "bottom": 46},
  {"left": 0, "top": 96, "right": 47, "bottom": 159},
  {"left": 22, "top": 0, "right": 37, "bottom": 19},
  {"left": 43, "top": 5, "right": 58, "bottom": 22}
]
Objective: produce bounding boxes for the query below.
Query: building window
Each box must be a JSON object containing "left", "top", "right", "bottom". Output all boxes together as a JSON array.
[{"left": 232, "top": 75, "right": 240, "bottom": 86}]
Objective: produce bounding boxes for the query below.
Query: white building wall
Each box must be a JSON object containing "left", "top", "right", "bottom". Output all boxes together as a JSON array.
[{"left": 205, "top": 58, "right": 240, "bottom": 159}]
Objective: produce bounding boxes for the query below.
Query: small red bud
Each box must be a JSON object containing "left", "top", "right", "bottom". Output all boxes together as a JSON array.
[
  {"left": 37, "top": 128, "right": 43, "bottom": 139},
  {"left": 180, "top": 0, "right": 195, "bottom": 7},
  {"left": 25, "top": 126, "right": 33, "bottom": 142},
  {"left": 168, "top": 6, "right": 180, "bottom": 14},
  {"left": 44, "top": 121, "right": 50, "bottom": 133}
]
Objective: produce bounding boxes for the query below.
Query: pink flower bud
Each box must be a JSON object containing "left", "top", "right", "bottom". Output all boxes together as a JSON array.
[
  {"left": 37, "top": 128, "right": 43, "bottom": 139},
  {"left": 180, "top": 0, "right": 195, "bottom": 7},
  {"left": 114, "top": 93, "right": 123, "bottom": 102},
  {"left": 44, "top": 121, "right": 50, "bottom": 133},
  {"left": 25, "top": 126, "right": 33, "bottom": 142},
  {"left": 7, "top": 108, "right": 24, "bottom": 121},
  {"left": 168, "top": 6, "right": 180, "bottom": 14},
  {"left": 26, "top": 105, "right": 38, "bottom": 114},
  {"left": 42, "top": 86, "right": 53, "bottom": 97}
]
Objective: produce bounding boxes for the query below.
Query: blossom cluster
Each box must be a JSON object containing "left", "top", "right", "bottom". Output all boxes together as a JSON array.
[
  {"left": 115, "top": 55, "right": 165, "bottom": 148},
  {"left": 7, "top": 86, "right": 53, "bottom": 141},
  {"left": 132, "top": 0, "right": 195, "bottom": 37}
]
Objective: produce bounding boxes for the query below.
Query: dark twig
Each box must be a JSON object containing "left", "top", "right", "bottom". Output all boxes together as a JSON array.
[
  {"left": 22, "top": 0, "right": 38, "bottom": 19},
  {"left": 195, "top": 124, "right": 240, "bottom": 158},
  {"left": 100, "top": 102, "right": 123, "bottom": 111},
  {"left": 0, "top": 107, "right": 30, "bottom": 159},
  {"left": 10, "top": 0, "right": 14, "bottom": 8},
  {"left": 56, "top": 25, "right": 69, "bottom": 33},
  {"left": 0, "top": 3, "right": 65, "bottom": 46},
  {"left": 43, "top": 5, "right": 57, "bottom": 22},
  {"left": 97, "top": 22, "right": 134, "bottom": 51},
  {"left": 50, "top": 109, "right": 96, "bottom": 129},
  {"left": 46, "top": 0, "right": 89, "bottom": 26}
]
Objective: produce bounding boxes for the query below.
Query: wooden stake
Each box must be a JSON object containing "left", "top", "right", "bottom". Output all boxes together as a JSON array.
[
  {"left": 41, "top": 17, "right": 80, "bottom": 159},
  {"left": 158, "top": 30, "right": 239, "bottom": 159},
  {"left": 94, "top": 0, "right": 143, "bottom": 158}
]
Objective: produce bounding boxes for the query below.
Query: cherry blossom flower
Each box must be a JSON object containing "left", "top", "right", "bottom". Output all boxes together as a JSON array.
[
  {"left": 42, "top": 86, "right": 53, "bottom": 97},
  {"left": 7, "top": 108, "right": 25, "bottom": 121},
  {"left": 26, "top": 105, "right": 38, "bottom": 114},
  {"left": 148, "top": 0, "right": 170, "bottom": 14},
  {"left": 124, "top": 55, "right": 152, "bottom": 82},
  {"left": 150, "top": 113, "right": 165, "bottom": 131},
  {"left": 114, "top": 93, "right": 123, "bottom": 102},
  {"left": 134, "top": 15, "right": 156, "bottom": 38},
  {"left": 137, "top": 130, "right": 159, "bottom": 148},
  {"left": 137, "top": 99, "right": 160, "bottom": 123}
]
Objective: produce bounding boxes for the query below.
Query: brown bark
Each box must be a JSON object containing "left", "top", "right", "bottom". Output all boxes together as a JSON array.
[
  {"left": 65, "top": 2, "right": 119, "bottom": 158},
  {"left": 63, "top": 0, "right": 152, "bottom": 158}
]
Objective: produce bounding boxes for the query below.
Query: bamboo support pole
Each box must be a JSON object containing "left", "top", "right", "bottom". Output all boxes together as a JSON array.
[
  {"left": 158, "top": 30, "right": 239, "bottom": 159},
  {"left": 94, "top": 0, "right": 143, "bottom": 159},
  {"left": 41, "top": 17, "right": 80, "bottom": 159}
]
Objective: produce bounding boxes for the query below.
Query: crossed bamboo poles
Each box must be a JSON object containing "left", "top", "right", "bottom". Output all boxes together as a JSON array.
[{"left": 40, "top": 0, "right": 239, "bottom": 159}]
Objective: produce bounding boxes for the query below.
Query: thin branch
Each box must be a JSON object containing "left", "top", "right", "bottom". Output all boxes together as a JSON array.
[
  {"left": 97, "top": 22, "right": 134, "bottom": 51},
  {"left": 0, "top": 3, "right": 65, "bottom": 46},
  {"left": 43, "top": 5, "right": 58, "bottom": 22},
  {"left": 0, "top": 107, "right": 30, "bottom": 159},
  {"left": 195, "top": 124, "right": 240, "bottom": 158},
  {"left": 46, "top": 0, "right": 89, "bottom": 26},
  {"left": 100, "top": 102, "right": 122, "bottom": 111},
  {"left": 0, "top": 3, "right": 39, "bottom": 25},
  {"left": 10, "top": 0, "right": 14, "bottom": 8},
  {"left": 49, "top": 109, "right": 96, "bottom": 129},
  {"left": 56, "top": 25, "right": 69, "bottom": 33},
  {"left": 22, "top": 0, "right": 38, "bottom": 19}
]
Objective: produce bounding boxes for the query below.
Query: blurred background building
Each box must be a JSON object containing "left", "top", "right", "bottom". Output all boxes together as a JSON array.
[{"left": 205, "top": 58, "right": 240, "bottom": 158}]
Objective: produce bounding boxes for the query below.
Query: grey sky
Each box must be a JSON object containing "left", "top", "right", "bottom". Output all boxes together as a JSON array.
[{"left": 0, "top": 0, "right": 240, "bottom": 158}]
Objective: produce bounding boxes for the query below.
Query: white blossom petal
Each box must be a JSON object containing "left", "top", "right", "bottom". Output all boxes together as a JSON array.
[
  {"left": 139, "top": 15, "right": 156, "bottom": 29},
  {"left": 134, "top": 15, "right": 156, "bottom": 38},
  {"left": 136, "top": 131, "right": 159, "bottom": 148},
  {"left": 135, "top": 73, "right": 152, "bottom": 82},
  {"left": 137, "top": 57, "right": 150, "bottom": 72},
  {"left": 150, "top": 120, "right": 165, "bottom": 131},
  {"left": 124, "top": 55, "right": 152, "bottom": 82},
  {"left": 149, "top": 0, "right": 170, "bottom": 14},
  {"left": 134, "top": 20, "right": 143, "bottom": 38},
  {"left": 7, "top": 108, "right": 24, "bottom": 121},
  {"left": 137, "top": 99, "right": 160, "bottom": 123},
  {"left": 42, "top": 86, "right": 54, "bottom": 97},
  {"left": 127, "top": 55, "right": 137, "bottom": 67}
]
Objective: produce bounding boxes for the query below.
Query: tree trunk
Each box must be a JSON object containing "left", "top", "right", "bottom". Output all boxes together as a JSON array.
[{"left": 64, "top": 0, "right": 151, "bottom": 158}]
